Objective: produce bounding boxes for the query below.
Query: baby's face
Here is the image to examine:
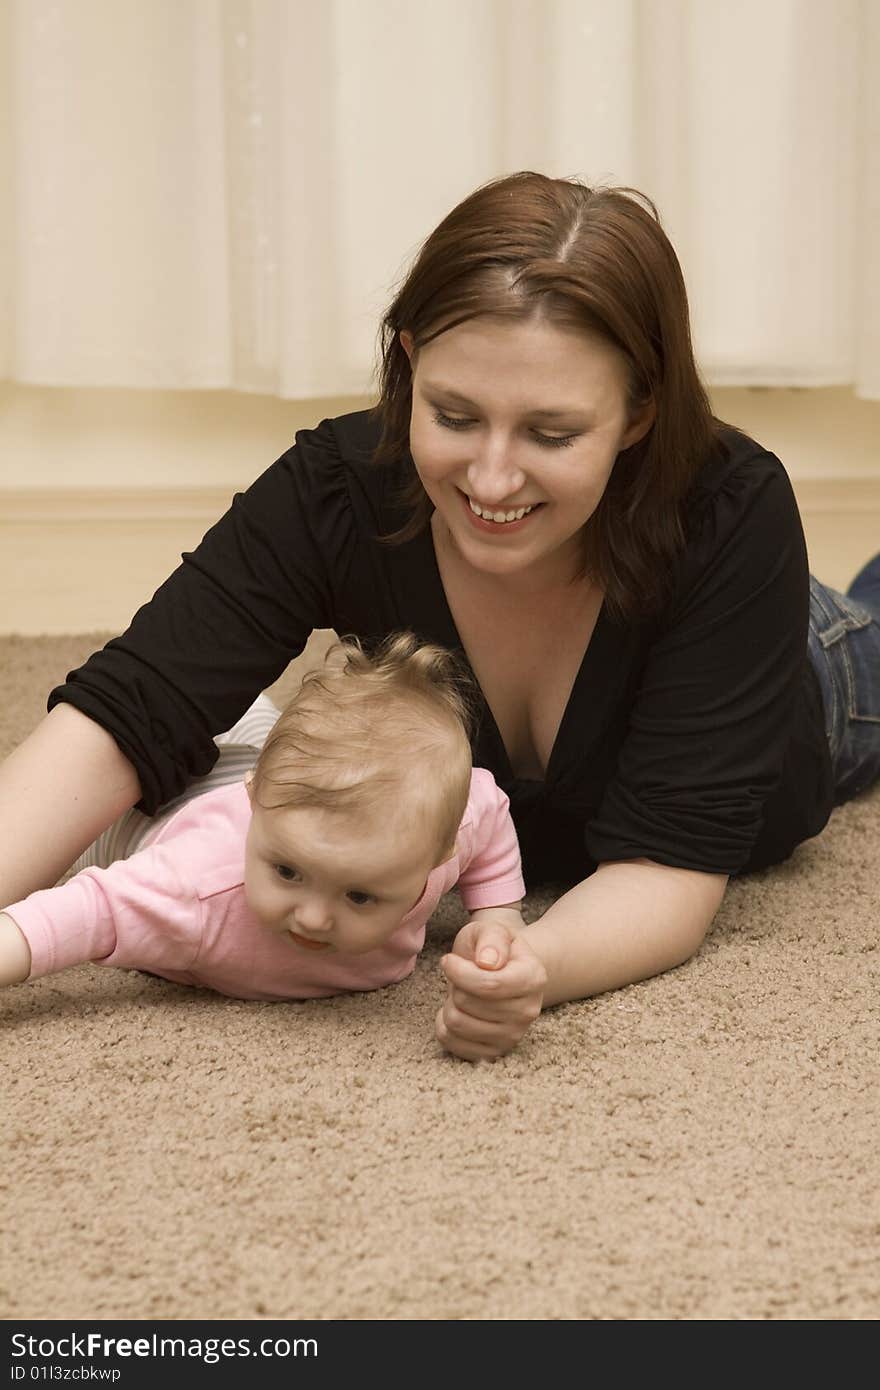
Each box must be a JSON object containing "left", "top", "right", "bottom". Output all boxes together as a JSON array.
[{"left": 243, "top": 795, "right": 446, "bottom": 957}]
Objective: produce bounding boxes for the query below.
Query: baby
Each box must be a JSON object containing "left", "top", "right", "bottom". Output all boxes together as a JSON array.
[{"left": 0, "top": 634, "right": 526, "bottom": 1001}]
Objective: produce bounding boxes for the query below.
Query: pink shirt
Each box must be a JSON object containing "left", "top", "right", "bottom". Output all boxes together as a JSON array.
[{"left": 9, "top": 769, "right": 524, "bottom": 1000}]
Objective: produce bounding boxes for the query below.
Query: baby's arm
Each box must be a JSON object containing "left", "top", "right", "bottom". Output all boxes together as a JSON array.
[
  {"left": 437, "top": 772, "right": 538, "bottom": 1059},
  {"left": 456, "top": 901, "right": 528, "bottom": 975},
  {"left": 469, "top": 902, "right": 525, "bottom": 926},
  {"left": 2, "top": 839, "right": 204, "bottom": 987},
  {"left": 0, "top": 912, "right": 32, "bottom": 986}
]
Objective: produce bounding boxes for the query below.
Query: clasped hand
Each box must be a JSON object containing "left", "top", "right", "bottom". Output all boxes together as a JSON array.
[{"left": 435, "top": 913, "right": 547, "bottom": 1060}]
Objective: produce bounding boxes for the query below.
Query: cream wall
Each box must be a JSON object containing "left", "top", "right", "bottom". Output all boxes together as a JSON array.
[
  {"left": 0, "top": 384, "right": 368, "bottom": 491},
  {"left": 2, "top": 383, "right": 879, "bottom": 634},
  {"left": 2, "top": 383, "right": 880, "bottom": 491}
]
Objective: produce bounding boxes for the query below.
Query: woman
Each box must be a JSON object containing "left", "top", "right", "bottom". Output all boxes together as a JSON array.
[{"left": 3, "top": 171, "right": 878, "bottom": 1059}]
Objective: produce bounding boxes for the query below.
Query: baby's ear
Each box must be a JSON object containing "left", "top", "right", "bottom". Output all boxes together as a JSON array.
[{"left": 244, "top": 769, "right": 255, "bottom": 803}]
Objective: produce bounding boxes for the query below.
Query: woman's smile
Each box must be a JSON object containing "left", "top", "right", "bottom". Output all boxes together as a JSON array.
[{"left": 459, "top": 488, "right": 544, "bottom": 534}]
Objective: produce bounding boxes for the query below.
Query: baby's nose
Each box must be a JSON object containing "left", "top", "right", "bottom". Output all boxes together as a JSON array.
[{"left": 293, "top": 897, "right": 333, "bottom": 932}]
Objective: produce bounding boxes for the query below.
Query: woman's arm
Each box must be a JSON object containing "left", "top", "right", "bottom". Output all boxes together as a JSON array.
[
  {"left": 0, "top": 913, "right": 32, "bottom": 985},
  {"left": 437, "top": 859, "right": 727, "bottom": 1059},
  {"left": 522, "top": 858, "right": 727, "bottom": 1006},
  {"left": 0, "top": 704, "right": 141, "bottom": 909}
]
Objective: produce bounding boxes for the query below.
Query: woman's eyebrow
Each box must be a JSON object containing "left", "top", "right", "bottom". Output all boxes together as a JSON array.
[
  {"left": 423, "top": 381, "right": 591, "bottom": 421},
  {"left": 422, "top": 382, "right": 480, "bottom": 408}
]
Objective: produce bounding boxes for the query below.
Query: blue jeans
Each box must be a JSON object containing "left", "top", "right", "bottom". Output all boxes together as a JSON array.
[{"left": 808, "top": 553, "right": 880, "bottom": 804}]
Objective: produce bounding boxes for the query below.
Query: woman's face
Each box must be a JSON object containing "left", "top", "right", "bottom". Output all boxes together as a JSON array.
[{"left": 401, "top": 315, "right": 653, "bottom": 586}]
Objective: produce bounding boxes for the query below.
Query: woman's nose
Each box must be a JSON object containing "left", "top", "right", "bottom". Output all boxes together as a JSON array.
[{"left": 466, "top": 436, "right": 526, "bottom": 505}]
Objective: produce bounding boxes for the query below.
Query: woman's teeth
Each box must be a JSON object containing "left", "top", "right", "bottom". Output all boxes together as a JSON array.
[{"left": 468, "top": 498, "right": 535, "bottom": 523}]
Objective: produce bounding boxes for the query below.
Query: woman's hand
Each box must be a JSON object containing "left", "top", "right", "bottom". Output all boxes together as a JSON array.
[{"left": 436, "top": 911, "right": 547, "bottom": 1060}]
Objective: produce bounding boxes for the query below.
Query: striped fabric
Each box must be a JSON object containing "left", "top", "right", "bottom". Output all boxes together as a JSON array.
[{"left": 61, "top": 694, "right": 281, "bottom": 880}]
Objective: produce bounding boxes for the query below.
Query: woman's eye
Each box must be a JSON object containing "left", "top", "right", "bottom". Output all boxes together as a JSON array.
[
  {"left": 533, "top": 432, "right": 578, "bottom": 449},
  {"left": 274, "top": 864, "right": 299, "bottom": 882},
  {"left": 432, "top": 409, "right": 577, "bottom": 449},
  {"left": 432, "top": 409, "right": 472, "bottom": 431},
  {"left": 347, "top": 891, "right": 374, "bottom": 906}
]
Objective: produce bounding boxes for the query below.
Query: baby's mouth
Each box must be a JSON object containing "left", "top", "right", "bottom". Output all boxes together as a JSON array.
[{"left": 289, "top": 931, "right": 332, "bottom": 952}]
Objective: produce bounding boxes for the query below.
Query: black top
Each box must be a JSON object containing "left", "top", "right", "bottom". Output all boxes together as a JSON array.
[{"left": 49, "top": 410, "right": 834, "bottom": 885}]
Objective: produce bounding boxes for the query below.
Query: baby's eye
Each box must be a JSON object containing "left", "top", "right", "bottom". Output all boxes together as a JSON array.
[
  {"left": 346, "top": 890, "right": 375, "bottom": 907},
  {"left": 274, "top": 864, "right": 300, "bottom": 882}
]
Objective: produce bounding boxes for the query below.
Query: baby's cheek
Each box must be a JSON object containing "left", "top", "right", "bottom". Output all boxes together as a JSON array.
[
  {"left": 245, "top": 879, "right": 277, "bottom": 926},
  {"left": 342, "top": 928, "right": 383, "bottom": 956}
]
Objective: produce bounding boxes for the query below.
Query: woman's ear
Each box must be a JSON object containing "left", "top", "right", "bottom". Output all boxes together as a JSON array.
[
  {"left": 621, "top": 398, "right": 656, "bottom": 450},
  {"left": 399, "top": 329, "right": 415, "bottom": 363}
]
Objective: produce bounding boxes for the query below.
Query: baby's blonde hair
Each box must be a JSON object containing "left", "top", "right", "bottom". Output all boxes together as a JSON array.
[{"left": 250, "top": 633, "right": 475, "bottom": 864}]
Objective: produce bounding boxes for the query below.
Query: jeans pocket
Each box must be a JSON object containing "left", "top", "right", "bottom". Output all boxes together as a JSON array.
[
  {"left": 809, "top": 578, "right": 880, "bottom": 801},
  {"left": 810, "top": 582, "right": 880, "bottom": 724}
]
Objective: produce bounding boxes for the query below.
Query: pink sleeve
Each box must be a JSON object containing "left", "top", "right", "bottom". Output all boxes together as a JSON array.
[
  {"left": 456, "top": 768, "right": 526, "bottom": 910},
  {"left": 5, "top": 839, "right": 205, "bottom": 980}
]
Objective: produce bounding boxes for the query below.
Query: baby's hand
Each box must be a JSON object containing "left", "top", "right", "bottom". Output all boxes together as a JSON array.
[{"left": 436, "top": 910, "right": 547, "bottom": 1061}]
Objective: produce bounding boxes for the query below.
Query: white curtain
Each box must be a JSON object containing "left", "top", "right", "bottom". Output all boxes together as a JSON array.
[{"left": 2, "top": 0, "right": 878, "bottom": 400}]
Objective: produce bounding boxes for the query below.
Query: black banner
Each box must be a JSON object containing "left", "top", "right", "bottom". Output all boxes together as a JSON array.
[{"left": 1, "top": 1321, "right": 561, "bottom": 1384}]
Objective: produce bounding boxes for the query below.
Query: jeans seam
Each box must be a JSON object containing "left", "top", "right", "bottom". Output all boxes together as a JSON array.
[
  {"left": 810, "top": 632, "right": 839, "bottom": 753},
  {"left": 809, "top": 577, "right": 836, "bottom": 629},
  {"left": 833, "top": 616, "right": 880, "bottom": 723}
]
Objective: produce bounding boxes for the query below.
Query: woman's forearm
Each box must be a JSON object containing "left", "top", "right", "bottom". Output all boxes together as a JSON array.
[
  {"left": 521, "top": 858, "right": 729, "bottom": 1007},
  {"left": 0, "top": 703, "right": 142, "bottom": 909},
  {"left": 0, "top": 912, "right": 31, "bottom": 985}
]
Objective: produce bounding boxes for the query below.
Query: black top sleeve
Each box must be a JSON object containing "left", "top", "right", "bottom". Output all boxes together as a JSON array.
[
  {"left": 584, "top": 445, "right": 814, "bottom": 875},
  {"left": 47, "top": 418, "right": 351, "bottom": 813}
]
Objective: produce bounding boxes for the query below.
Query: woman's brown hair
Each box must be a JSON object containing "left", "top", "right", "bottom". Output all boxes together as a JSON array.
[{"left": 371, "top": 170, "right": 721, "bottom": 622}]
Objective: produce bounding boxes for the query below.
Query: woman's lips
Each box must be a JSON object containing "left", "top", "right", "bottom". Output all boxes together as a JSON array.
[{"left": 458, "top": 489, "right": 542, "bottom": 534}]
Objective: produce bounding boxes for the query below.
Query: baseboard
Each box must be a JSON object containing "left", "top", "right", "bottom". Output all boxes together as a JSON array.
[
  {"left": 2, "top": 487, "right": 236, "bottom": 636},
  {"left": 2, "top": 486, "right": 234, "bottom": 524},
  {"left": 3, "top": 481, "right": 880, "bottom": 635}
]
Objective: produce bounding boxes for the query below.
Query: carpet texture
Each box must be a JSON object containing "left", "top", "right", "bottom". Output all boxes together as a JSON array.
[{"left": 1, "top": 633, "right": 878, "bottom": 1321}]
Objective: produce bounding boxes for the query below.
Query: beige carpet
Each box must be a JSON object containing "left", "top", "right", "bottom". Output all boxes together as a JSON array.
[{"left": 2, "top": 633, "right": 878, "bottom": 1321}]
